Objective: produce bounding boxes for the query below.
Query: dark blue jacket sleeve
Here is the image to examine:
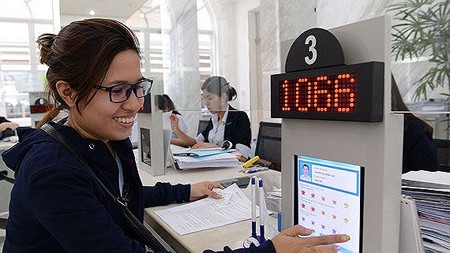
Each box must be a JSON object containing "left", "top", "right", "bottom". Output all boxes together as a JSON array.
[
  {"left": 203, "top": 240, "right": 275, "bottom": 253},
  {"left": 143, "top": 182, "right": 191, "bottom": 207}
]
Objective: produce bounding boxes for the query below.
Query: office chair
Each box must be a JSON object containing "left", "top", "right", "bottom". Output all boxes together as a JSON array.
[
  {"left": 255, "top": 121, "right": 282, "bottom": 171},
  {"left": 432, "top": 139, "right": 450, "bottom": 172},
  {"left": 197, "top": 119, "right": 210, "bottom": 135}
]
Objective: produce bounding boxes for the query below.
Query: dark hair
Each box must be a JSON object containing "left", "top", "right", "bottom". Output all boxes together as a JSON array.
[
  {"left": 36, "top": 18, "right": 141, "bottom": 127},
  {"left": 391, "top": 74, "right": 433, "bottom": 138},
  {"left": 201, "top": 76, "right": 237, "bottom": 102},
  {"left": 157, "top": 94, "right": 180, "bottom": 115}
]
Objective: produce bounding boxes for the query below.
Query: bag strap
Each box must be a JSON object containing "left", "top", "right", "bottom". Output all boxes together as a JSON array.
[
  {"left": 40, "top": 123, "right": 170, "bottom": 252},
  {"left": 41, "top": 124, "right": 120, "bottom": 205}
]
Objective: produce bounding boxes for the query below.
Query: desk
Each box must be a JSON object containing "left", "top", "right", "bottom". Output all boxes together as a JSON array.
[
  {"left": 139, "top": 165, "right": 281, "bottom": 253},
  {"left": 0, "top": 141, "right": 15, "bottom": 152}
]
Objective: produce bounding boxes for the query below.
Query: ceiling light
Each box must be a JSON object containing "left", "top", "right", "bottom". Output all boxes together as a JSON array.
[{"left": 89, "top": 10, "right": 95, "bottom": 16}]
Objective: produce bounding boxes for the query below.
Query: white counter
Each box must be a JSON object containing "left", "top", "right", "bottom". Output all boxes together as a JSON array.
[{"left": 139, "top": 166, "right": 281, "bottom": 253}]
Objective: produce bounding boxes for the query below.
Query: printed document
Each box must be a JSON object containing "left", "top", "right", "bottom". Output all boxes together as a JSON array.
[{"left": 155, "top": 183, "right": 252, "bottom": 235}]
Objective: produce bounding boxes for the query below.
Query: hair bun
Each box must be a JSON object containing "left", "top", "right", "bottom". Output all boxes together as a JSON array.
[{"left": 36, "top": 33, "right": 57, "bottom": 65}]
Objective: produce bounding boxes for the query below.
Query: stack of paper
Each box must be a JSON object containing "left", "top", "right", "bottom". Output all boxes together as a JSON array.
[
  {"left": 171, "top": 146, "right": 238, "bottom": 170},
  {"left": 402, "top": 171, "right": 450, "bottom": 253},
  {"left": 175, "top": 152, "right": 238, "bottom": 170}
]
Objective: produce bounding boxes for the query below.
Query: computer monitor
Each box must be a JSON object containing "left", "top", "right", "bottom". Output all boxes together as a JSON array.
[
  {"left": 139, "top": 127, "right": 171, "bottom": 172},
  {"left": 294, "top": 154, "right": 364, "bottom": 253}
]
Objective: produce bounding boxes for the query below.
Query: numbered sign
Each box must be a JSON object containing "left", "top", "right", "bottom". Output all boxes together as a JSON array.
[
  {"left": 271, "top": 28, "right": 384, "bottom": 122},
  {"left": 285, "top": 28, "right": 344, "bottom": 73}
]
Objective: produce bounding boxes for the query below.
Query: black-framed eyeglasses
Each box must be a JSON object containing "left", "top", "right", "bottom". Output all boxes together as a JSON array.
[{"left": 94, "top": 77, "right": 153, "bottom": 103}]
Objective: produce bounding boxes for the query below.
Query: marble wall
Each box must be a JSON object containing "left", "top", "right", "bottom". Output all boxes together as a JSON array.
[
  {"left": 160, "top": 0, "right": 200, "bottom": 111},
  {"left": 258, "top": 0, "right": 317, "bottom": 120},
  {"left": 160, "top": 0, "right": 201, "bottom": 135}
]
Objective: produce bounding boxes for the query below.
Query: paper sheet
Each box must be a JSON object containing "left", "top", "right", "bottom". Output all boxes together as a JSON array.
[{"left": 155, "top": 184, "right": 252, "bottom": 235}]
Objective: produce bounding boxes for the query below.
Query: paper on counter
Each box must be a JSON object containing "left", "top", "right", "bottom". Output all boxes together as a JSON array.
[{"left": 155, "top": 183, "right": 254, "bottom": 235}]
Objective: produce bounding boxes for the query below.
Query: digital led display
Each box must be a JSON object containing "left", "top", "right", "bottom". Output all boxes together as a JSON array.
[
  {"left": 280, "top": 73, "right": 357, "bottom": 114},
  {"left": 271, "top": 62, "right": 384, "bottom": 122}
]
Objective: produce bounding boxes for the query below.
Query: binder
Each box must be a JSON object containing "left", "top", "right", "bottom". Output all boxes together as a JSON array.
[{"left": 399, "top": 194, "right": 424, "bottom": 253}]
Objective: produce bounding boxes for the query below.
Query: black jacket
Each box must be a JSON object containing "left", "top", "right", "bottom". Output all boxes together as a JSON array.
[
  {"left": 403, "top": 119, "right": 438, "bottom": 173},
  {"left": 2, "top": 123, "right": 190, "bottom": 252},
  {"left": 2, "top": 122, "right": 275, "bottom": 253},
  {"left": 201, "top": 106, "right": 251, "bottom": 148}
]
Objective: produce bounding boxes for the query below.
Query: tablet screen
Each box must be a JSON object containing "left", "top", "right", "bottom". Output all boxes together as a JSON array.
[{"left": 294, "top": 155, "right": 364, "bottom": 253}]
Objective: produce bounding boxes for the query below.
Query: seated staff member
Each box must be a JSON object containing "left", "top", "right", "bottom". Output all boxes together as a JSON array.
[
  {"left": 2, "top": 18, "right": 349, "bottom": 253},
  {"left": 391, "top": 75, "right": 438, "bottom": 173},
  {"left": 0, "top": 116, "right": 19, "bottom": 140},
  {"left": 157, "top": 94, "right": 189, "bottom": 141},
  {"left": 171, "top": 76, "right": 252, "bottom": 149}
]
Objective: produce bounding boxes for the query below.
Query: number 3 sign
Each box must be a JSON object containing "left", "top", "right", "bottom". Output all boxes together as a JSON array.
[
  {"left": 271, "top": 28, "right": 384, "bottom": 122},
  {"left": 286, "top": 28, "right": 345, "bottom": 72}
]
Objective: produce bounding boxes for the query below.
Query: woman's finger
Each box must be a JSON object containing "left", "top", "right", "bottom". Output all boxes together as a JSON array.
[
  {"left": 281, "top": 225, "right": 315, "bottom": 237},
  {"left": 303, "top": 234, "right": 350, "bottom": 246}
]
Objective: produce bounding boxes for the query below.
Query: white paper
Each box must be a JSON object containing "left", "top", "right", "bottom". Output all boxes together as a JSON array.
[
  {"left": 175, "top": 152, "right": 239, "bottom": 170},
  {"left": 401, "top": 170, "right": 450, "bottom": 252},
  {"left": 402, "top": 170, "right": 450, "bottom": 186},
  {"left": 162, "top": 111, "right": 172, "bottom": 130},
  {"left": 155, "top": 184, "right": 252, "bottom": 235}
]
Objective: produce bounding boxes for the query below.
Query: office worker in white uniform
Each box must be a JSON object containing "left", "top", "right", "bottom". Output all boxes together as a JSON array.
[{"left": 171, "top": 76, "right": 252, "bottom": 150}]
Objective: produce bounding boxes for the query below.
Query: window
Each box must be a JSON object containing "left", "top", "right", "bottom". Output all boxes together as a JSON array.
[
  {"left": 127, "top": 0, "right": 216, "bottom": 86},
  {"left": 0, "top": 0, "right": 58, "bottom": 124}
]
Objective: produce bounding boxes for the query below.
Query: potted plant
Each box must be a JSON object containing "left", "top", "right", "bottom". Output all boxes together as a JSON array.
[{"left": 388, "top": 0, "right": 449, "bottom": 101}]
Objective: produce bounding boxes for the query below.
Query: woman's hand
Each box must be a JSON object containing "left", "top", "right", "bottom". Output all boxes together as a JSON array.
[
  {"left": 190, "top": 181, "right": 224, "bottom": 201},
  {"left": 272, "top": 225, "right": 350, "bottom": 253},
  {"left": 191, "top": 142, "right": 219, "bottom": 149},
  {"left": 169, "top": 114, "right": 179, "bottom": 131},
  {"left": 0, "top": 122, "right": 19, "bottom": 132}
]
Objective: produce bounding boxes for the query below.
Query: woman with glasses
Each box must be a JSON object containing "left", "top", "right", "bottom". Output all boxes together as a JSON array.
[
  {"left": 2, "top": 18, "right": 349, "bottom": 253},
  {"left": 171, "top": 76, "right": 252, "bottom": 150}
]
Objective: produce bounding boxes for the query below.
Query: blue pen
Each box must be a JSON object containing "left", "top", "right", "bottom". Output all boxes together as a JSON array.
[
  {"left": 258, "top": 179, "right": 266, "bottom": 243},
  {"left": 245, "top": 167, "right": 269, "bottom": 174},
  {"left": 251, "top": 176, "right": 257, "bottom": 239}
]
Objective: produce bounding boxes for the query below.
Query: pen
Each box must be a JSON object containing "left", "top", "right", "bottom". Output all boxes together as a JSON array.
[
  {"left": 173, "top": 153, "right": 197, "bottom": 157},
  {"left": 251, "top": 176, "right": 257, "bottom": 239},
  {"left": 243, "top": 156, "right": 260, "bottom": 168},
  {"left": 245, "top": 167, "right": 269, "bottom": 174},
  {"left": 258, "top": 178, "right": 266, "bottom": 243}
]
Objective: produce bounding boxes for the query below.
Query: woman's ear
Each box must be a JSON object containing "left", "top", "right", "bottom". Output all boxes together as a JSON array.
[
  {"left": 55, "top": 81, "right": 76, "bottom": 108},
  {"left": 221, "top": 93, "right": 229, "bottom": 103}
]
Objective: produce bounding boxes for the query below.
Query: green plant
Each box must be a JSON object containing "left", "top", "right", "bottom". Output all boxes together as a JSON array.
[{"left": 388, "top": 0, "right": 449, "bottom": 101}]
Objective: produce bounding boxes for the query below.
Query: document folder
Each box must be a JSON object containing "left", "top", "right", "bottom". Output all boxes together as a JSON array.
[{"left": 400, "top": 194, "right": 424, "bottom": 253}]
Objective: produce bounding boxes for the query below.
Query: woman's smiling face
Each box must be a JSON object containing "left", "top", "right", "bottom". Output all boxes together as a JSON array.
[{"left": 67, "top": 49, "right": 144, "bottom": 142}]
